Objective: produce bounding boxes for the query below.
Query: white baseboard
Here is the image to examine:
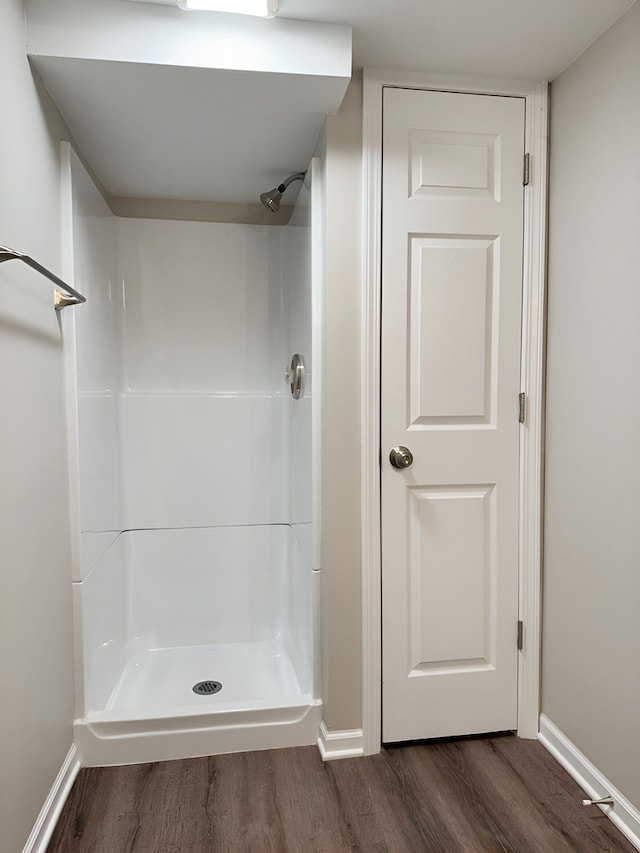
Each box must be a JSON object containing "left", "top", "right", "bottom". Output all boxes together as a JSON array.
[
  {"left": 539, "top": 714, "right": 640, "bottom": 851},
  {"left": 22, "top": 744, "right": 81, "bottom": 853},
  {"left": 317, "top": 721, "right": 364, "bottom": 761}
]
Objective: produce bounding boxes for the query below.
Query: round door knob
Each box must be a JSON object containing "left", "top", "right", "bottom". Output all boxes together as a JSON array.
[{"left": 389, "top": 446, "right": 413, "bottom": 469}]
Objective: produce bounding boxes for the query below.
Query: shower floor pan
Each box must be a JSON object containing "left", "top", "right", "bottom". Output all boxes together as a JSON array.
[{"left": 74, "top": 640, "right": 322, "bottom": 766}]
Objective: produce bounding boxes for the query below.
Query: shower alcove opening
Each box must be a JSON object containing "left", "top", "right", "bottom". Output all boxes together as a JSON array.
[{"left": 62, "top": 143, "right": 322, "bottom": 766}]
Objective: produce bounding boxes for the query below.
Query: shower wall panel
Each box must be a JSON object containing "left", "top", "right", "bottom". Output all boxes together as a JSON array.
[
  {"left": 118, "top": 219, "right": 285, "bottom": 394},
  {"left": 121, "top": 394, "right": 288, "bottom": 528},
  {"left": 74, "top": 533, "right": 129, "bottom": 714},
  {"left": 66, "top": 148, "right": 124, "bottom": 580},
  {"left": 127, "top": 526, "right": 287, "bottom": 650},
  {"left": 283, "top": 189, "right": 313, "bottom": 531},
  {"left": 281, "top": 177, "right": 316, "bottom": 698},
  {"left": 285, "top": 529, "right": 317, "bottom": 694},
  {"left": 117, "top": 218, "right": 290, "bottom": 529}
]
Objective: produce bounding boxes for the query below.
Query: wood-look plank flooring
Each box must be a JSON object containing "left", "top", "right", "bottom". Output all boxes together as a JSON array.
[{"left": 47, "top": 734, "right": 635, "bottom": 852}]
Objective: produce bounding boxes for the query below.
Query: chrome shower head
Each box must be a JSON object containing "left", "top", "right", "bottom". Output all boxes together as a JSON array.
[
  {"left": 260, "top": 172, "right": 306, "bottom": 213},
  {"left": 260, "top": 187, "right": 283, "bottom": 212}
]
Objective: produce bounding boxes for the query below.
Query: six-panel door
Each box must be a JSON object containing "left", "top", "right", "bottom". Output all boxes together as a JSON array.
[{"left": 381, "top": 87, "right": 525, "bottom": 742}]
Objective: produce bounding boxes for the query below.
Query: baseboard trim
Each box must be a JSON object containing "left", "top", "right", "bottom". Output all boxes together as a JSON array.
[
  {"left": 317, "top": 721, "right": 364, "bottom": 761},
  {"left": 539, "top": 714, "right": 640, "bottom": 851},
  {"left": 22, "top": 744, "right": 80, "bottom": 853}
]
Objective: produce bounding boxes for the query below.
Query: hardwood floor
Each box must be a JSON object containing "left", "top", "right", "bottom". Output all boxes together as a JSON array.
[{"left": 47, "top": 735, "right": 635, "bottom": 852}]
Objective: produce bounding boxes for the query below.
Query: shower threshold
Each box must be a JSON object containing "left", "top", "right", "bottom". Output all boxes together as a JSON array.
[{"left": 74, "top": 639, "right": 322, "bottom": 766}]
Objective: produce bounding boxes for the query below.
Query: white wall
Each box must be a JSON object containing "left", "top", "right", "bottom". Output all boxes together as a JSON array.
[
  {"left": 320, "top": 74, "right": 363, "bottom": 731},
  {"left": 0, "top": 2, "right": 75, "bottom": 851},
  {"left": 543, "top": 0, "right": 640, "bottom": 810}
]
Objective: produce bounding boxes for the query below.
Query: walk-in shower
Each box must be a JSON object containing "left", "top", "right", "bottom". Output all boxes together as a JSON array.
[{"left": 62, "top": 144, "right": 321, "bottom": 765}]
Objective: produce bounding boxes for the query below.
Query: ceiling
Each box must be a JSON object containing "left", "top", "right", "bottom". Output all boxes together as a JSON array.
[
  {"left": 26, "top": 0, "right": 637, "bottom": 207},
  {"left": 140, "top": 0, "right": 637, "bottom": 80}
]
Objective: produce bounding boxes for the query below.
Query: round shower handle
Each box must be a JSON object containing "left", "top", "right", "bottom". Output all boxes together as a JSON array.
[
  {"left": 389, "top": 446, "right": 413, "bottom": 469},
  {"left": 286, "top": 353, "right": 306, "bottom": 399}
]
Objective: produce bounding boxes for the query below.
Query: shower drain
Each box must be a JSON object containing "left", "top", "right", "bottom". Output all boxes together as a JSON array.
[{"left": 193, "top": 680, "right": 223, "bottom": 696}]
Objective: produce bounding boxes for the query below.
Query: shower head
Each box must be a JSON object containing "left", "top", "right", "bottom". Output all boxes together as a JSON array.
[
  {"left": 259, "top": 188, "right": 282, "bottom": 213},
  {"left": 260, "top": 172, "right": 306, "bottom": 213}
]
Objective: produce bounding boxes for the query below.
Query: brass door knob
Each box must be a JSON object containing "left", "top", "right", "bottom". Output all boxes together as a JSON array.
[{"left": 389, "top": 446, "right": 413, "bottom": 469}]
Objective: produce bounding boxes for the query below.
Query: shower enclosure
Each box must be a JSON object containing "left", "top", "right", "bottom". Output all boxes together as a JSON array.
[{"left": 61, "top": 144, "right": 321, "bottom": 765}]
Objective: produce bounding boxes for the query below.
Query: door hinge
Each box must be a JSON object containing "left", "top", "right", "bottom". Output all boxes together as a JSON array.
[
  {"left": 517, "top": 620, "right": 524, "bottom": 651},
  {"left": 523, "top": 153, "right": 530, "bottom": 186},
  {"left": 519, "top": 392, "right": 526, "bottom": 424}
]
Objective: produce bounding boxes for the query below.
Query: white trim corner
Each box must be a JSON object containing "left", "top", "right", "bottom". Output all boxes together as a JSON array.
[
  {"left": 539, "top": 715, "right": 640, "bottom": 851},
  {"left": 317, "top": 721, "right": 364, "bottom": 761},
  {"left": 22, "top": 744, "right": 80, "bottom": 853},
  {"left": 517, "top": 80, "right": 549, "bottom": 738},
  {"left": 360, "top": 68, "right": 384, "bottom": 757}
]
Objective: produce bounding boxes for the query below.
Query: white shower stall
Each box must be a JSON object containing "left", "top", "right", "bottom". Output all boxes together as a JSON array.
[{"left": 62, "top": 144, "right": 322, "bottom": 765}]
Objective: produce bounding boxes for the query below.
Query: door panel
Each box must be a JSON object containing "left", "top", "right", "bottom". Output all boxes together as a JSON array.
[
  {"left": 409, "top": 235, "right": 496, "bottom": 422},
  {"left": 381, "top": 87, "right": 524, "bottom": 743},
  {"left": 408, "top": 484, "right": 494, "bottom": 669}
]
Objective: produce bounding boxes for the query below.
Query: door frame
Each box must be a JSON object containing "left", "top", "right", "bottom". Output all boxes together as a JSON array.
[{"left": 360, "top": 69, "right": 549, "bottom": 754}]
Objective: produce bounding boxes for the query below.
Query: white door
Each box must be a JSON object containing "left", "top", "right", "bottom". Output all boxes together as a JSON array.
[{"left": 381, "top": 87, "right": 525, "bottom": 742}]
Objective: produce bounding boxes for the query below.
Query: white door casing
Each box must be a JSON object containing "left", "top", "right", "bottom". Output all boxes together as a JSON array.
[{"left": 381, "top": 87, "right": 525, "bottom": 742}]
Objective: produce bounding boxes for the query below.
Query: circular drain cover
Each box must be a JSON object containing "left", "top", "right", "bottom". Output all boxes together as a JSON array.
[{"left": 193, "top": 680, "right": 222, "bottom": 696}]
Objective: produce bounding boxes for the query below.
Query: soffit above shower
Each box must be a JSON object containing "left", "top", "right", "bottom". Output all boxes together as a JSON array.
[{"left": 25, "top": 0, "right": 351, "bottom": 205}]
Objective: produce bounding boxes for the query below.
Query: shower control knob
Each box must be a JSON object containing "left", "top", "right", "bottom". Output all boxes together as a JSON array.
[
  {"left": 286, "top": 353, "right": 306, "bottom": 399},
  {"left": 389, "top": 446, "right": 413, "bottom": 469}
]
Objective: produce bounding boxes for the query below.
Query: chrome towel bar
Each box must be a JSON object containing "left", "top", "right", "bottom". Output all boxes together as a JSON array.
[{"left": 0, "top": 244, "right": 86, "bottom": 310}]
